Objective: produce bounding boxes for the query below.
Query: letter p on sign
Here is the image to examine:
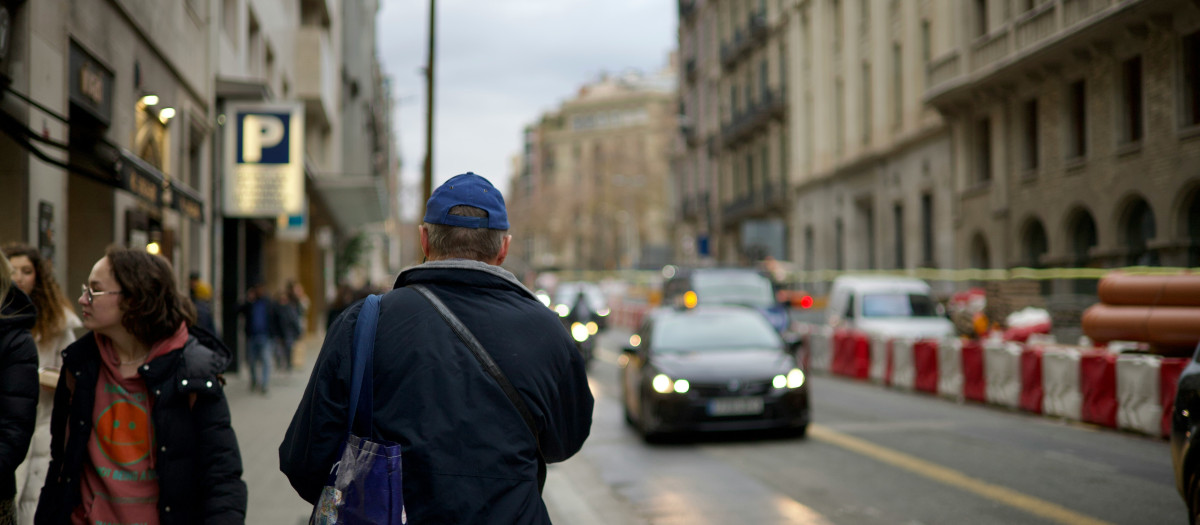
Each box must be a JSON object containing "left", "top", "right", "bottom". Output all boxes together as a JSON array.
[{"left": 238, "top": 112, "right": 290, "bottom": 164}]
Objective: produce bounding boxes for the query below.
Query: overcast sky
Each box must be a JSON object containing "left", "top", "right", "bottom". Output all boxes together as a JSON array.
[{"left": 376, "top": 0, "right": 676, "bottom": 220}]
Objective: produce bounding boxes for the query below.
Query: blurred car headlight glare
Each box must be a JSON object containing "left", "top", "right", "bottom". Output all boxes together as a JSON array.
[
  {"left": 570, "top": 322, "right": 589, "bottom": 342},
  {"left": 772, "top": 375, "right": 787, "bottom": 389},
  {"left": 555, "top": 304, "right": 570, "bottom": 317},
  {"left": 598, "top": 308, "right": 610, "bottom": 317},
  {"left": 586, "top": 321, "right": 598, "bottom": 335},
  {"left": 629, "top": 334, "right": 641, "bottom": 347},
  {"left": 673, "top": 379, "right": 690, "bottom": 393},
  {"left": 652, "top": 374, "right": 672, "bottom": 394},
  {"left": 787, "top": 368, "right": 805, "bottom": 388}
]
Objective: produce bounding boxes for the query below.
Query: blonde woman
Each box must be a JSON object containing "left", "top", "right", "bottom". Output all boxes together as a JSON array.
[
  {"left": 0, "top": 250, "right": 38, "bottom": 525},
  {"left": 3, "top": 244, "right": 80, "bottom": 525}
]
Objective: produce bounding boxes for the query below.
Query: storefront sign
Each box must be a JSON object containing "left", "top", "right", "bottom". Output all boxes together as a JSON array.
[
  {"left": 224, "top": 102, "right": 305, "bottom": 217},
  {"left": 172, "top": 183, "right": 204, "bottom": 223},
  {"left": 68, "top": 41, "right": 114, "bottom": 126}
]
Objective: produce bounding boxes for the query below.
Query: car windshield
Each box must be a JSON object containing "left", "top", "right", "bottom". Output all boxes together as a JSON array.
[
  {"left": 692, "top": 272, "right": 775, "bottom": 308},
  {"left": 652, "top": 310, "right": 781, "bottom": 353},
  {"left": 861, "top": 293, "right": 940, "bottom": 318}
]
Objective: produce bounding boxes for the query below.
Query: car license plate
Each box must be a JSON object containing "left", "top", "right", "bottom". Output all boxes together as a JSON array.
[{"left": 708, "top": 397, "right": 764, "bottom": 416}]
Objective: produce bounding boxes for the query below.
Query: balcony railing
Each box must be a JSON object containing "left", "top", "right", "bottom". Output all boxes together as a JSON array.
[
  {"left": 721, "top": 182, "right": 788, "bottom": 225},
  {"left": 294, "top": 25, "right": 336, "bottom": 126},
  {"left": 925, "top": 0, "right": 1140, "bottom": 104},
  {"left": 748, "top": 12, "right": 768, "bottom": 44},
  {"left": 720, "top": 12, "right": 768, "bottom": 71},
  {"left": 680, "top": 191, "right": 710, "bottom": 221},
  {"left": 685, "top": 59, "right": 697, "bottom": 84},
  {"left": 719, "top": 30, "right": 746, "bottom": 70},
  {"left": 721, "top": 88, "right": 787, "bottom": 147},
  {"left": 680, "top": 123, "right": 699, "bottom": 147}
]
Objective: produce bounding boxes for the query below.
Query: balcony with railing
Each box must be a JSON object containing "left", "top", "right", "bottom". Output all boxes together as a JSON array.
[
  {"left": 685, "top": 58, "right": 697, "bottom": 84},
  {"left": 720, "top": 11, "right": 768, "bottom": 71},
  {"left": 721, "top": 182, "right": 788, "bottom": 225},
  {"left": 680, "top": 190, "right": 710, "bottom": 221},
  {"left": 720, "top": 88, "right": 787, "bottom": 147},
  {"left": 925, "top": 0, "right": 1142, "bottom": 105}
]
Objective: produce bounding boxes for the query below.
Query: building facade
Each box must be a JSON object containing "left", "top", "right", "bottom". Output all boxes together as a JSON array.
[
  {"left": 678, "top": 0, "right": 956, "bottom": 277},
  {"left": 509, "top": 66, "right": 677, "bottom": 275},
  {"left": 927, "top": 0, "right": 1200, "bottom": 274}
]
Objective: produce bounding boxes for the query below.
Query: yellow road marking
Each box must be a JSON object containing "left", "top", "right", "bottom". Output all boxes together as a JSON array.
[{"left": 809, "top": 424, "right": 1113, "bottom": 525}]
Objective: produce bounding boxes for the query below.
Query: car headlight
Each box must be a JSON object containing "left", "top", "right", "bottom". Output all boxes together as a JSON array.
[
  {"left": 652, "top": 374, "right": 689, "bottom": 394},
  {"left": 773, "top": 369, "right": 806, "bottom": 389},
  {"left": 555, "top": 304, "right": 570, "bottom": 317},
  {"left": 787, "top": 368, "right": 805, "bottom": 388},
  {"left": 570, "top": 322, "right": 589, "bottom": 342}
]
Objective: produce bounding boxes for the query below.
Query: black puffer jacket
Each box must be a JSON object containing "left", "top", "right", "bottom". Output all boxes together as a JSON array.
[
  {"left": 35, "top": 326, "right": 247, "bottom": 524},
  {"left": 281, "top": 260, "right": 594, "bottom": 524},
  {"left": 0, "top": 287, "right": 38, "bottom": 500}
]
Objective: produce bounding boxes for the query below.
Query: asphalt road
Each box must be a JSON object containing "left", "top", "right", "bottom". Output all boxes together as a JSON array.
[{"left": 576, "top": 329, "right": 1184, "bottom": 524}]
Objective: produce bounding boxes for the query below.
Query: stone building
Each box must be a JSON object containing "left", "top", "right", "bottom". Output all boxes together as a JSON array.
[
  {"left": 926, "top": 0, "right": 1200, "bottom": 273},
  {"left": 509, "top": 66, "right": 677, "bottom": 274}
]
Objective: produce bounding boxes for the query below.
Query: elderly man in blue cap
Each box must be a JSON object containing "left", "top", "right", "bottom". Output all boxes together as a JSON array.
[{"left": 280, "top": 172, "right": 594, "bottom": 524}]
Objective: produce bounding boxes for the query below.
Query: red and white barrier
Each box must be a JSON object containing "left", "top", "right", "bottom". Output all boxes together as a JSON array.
[
  {"left": 808, "top": 325, "right": 833, "bottom": 373},
  {"left": 869, "top": 334, "right": 890, "bottom": 384},
  {"left": 984, "top": 340, "right": 1022, "bottom": 409},
  {"left": 913, "top": 340, "right": 939, "bottom": 394},
  {"left": 938, "top": 338, "right": 963, "bottom": 399},
  {"left": 1041, "top": 346, "right": 1082, "bottom": 421},
  {"left": 1080, "top": 351, "right": 1118, "bottom": 428},
  {"left": 890, "top": 338, "right": 916, "bottom": 391},
  {"left": 1019, "top": 346, "right": 1045, "bottom": 414},
  {"left": 1116, "top": 353, "right": 1162, "bottom": 436},
  {"left": 961, "top": 340, "right": 987, "bottom": 403}
]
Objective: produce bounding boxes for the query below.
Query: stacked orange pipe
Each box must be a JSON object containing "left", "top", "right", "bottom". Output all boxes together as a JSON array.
[{"left": 1082, "top": 274, "right": 1200, "bottom": 356}]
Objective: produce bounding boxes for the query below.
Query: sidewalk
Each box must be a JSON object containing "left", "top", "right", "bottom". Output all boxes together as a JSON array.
[{"left": 226, "top": 332, "right": 637, "bottom": 524}]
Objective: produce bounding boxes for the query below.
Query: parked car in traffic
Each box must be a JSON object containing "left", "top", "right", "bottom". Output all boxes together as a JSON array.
[
  {"left": 1170, "top": 341, "right": 1200, "bottom": 524},
  {"left": 619, "top": 304, "right": 809, "bottom": 441},
  {"left": 662, "top": 267, "right": 791, "bottom": 333},
  {"left": 825, "top": 275, "right": 955, "bottom": 339}
]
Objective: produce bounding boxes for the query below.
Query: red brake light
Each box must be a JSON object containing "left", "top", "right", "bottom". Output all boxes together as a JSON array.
[{"left": 800, "top": 295, "right": 814, "bottom": 309}]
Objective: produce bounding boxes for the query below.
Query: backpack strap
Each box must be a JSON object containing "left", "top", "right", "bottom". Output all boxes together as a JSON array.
[{"left": 348, "top": 294, "right": 381, "bottom": 437}]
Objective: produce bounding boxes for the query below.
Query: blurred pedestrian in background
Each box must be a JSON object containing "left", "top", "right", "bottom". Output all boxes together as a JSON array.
[
  {"left": 35, "top": 247, "right": 246, "bottom": 524},
  {"left": 188, "top": 272, "right": 218, "bottom": 339},
  {"left": 0, "top": 250, "right": 38, "bottom": 525},
  {"left": 238, "top": 283, "right": 275, "bottom": 393},
  {"left": 271, "top": 290, "right": 302, "bottom": 372},
  {"left": 2, "top": 244, "right": 80, "bottom": 525}
]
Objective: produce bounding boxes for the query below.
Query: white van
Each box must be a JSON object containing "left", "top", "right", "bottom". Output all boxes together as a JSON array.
[{"left": 826, "top": 276, "right": 955, "bottom": 339}]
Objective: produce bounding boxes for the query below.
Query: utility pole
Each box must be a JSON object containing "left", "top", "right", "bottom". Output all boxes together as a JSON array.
[{"left": 422, "top": 0, "right": 436, "bottom": 213}]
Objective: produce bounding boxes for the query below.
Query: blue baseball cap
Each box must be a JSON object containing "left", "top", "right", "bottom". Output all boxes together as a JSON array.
[{"left": 422, "top": 172, "right": 509, "bottom": 230}]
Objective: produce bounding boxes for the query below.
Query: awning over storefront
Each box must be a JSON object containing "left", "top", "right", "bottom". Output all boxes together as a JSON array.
[{"left": 310, "top": 174, "right": 387, "bottom": 231}]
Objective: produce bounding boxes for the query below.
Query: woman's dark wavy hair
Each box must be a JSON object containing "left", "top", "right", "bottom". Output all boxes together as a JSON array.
[
  {"left": 105, "top": 246, "right": 196, "bottom": 347},
  {"left": 2, "top": 243, "right": 73, "bottom": 342}
]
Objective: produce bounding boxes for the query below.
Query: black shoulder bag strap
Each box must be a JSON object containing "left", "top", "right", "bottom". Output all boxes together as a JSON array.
[{"left": 409, "top": 284, "right": 548, "bottom": 493}]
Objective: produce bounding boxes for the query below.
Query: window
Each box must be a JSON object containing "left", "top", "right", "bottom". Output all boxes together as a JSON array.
[
  {"left": 893, "top": 203, "right": 905, "bottom": 269},
  {"left": 862, "top": 61, "right": 872, "bottom": 145},
  {"left": 760, "top": 60, "right": 769, "bottom": 100},
  {"left": 222, "top": 0, "right": 237, "bottom": 45},
  {"left": 835, "top": 218, "right": 845, "bottom": 270},
  {"left": 804, "top": 226, "right": 815, "bottom": 270},
  {"left": 892, "top": 44, "right": 903, "bottom": 127},
  {"left": 921, "top": 20, "right": 932, "bottom": 63},
  {"left": 859, "top": 0, "right": 869, "bottom": 35},
  {"left": 921, "top": 193, "right": 933, "bottom": 266},
  {"left": 1067, "top": 80, "right": 1087, "bottom": 158},
  {"left": 974, "top": 0, "right": 988, "bottom": 37},
  {"left": 976, "top": 117, "right": 992, "bottom": 183},
  {"left": 1184, "top": 31, "right": 1200, "bottom": 127},
  {"left": 835, "top": 77, "right": 845, "bottom": 155},
  {"left": 780, "top": 129, "right": 789, "bottom": 182},
  {"left": 1120, "top": 55, "right": 1143, "bottom": 143},
  {"left": 1023, "top": 99, "right": 1039, "bottom": 170},
  {"left": 833, "top": 0, "right": 843, "bottom": 53},
  {"left": 779, "top": 43, "right": 788, "bottom": 94}
]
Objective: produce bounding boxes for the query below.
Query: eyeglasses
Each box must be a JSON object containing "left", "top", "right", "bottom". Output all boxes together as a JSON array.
[{"left": 81, "top": 284, "right": 123, "bottom": 306}]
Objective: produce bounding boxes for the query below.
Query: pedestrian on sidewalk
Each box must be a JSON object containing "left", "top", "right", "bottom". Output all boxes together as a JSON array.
[
  {"left": 3, "top": 243, "right": 81, "bottom": 525},
  {"left": 0, "top": 251, "right": 38, "bottom": 525},
  {"left": 280, "top": 172, "right": 593, "bottom": 523},
  {"left": 238, "top": 283, "right": 275, "bottom": 393},
  {"left": 35, "top": 247, "right": 247, "bottom": 524}
]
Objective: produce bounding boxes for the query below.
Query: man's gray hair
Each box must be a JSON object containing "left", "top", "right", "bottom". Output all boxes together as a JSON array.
[{"left": 424, "top": 205, "right": 508, "bottom": 261}]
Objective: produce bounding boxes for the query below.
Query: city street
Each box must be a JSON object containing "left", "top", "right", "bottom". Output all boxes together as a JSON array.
[{"left": 230, "top": 330, "right": 1184, "bottom": 524}]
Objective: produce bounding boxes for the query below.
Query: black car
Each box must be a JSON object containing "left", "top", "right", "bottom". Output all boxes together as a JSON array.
[
  {"left": 1171, "top": 341, "right": 1200, "bottom": 523},
  {"left": 619, "top": 305, "right": 809, "bottom": 441}
]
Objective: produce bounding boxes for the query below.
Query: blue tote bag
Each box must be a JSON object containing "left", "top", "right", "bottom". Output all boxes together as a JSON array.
[{"left": 311, "top": 294, "right": 406, "bottom": 525}]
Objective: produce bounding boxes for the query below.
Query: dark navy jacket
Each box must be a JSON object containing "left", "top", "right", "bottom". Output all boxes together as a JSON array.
[
  {"left": 35, "top": 327, "right": 247, "bottom": 524},
  {"left": 0, "top": 288, "right": 37, "bottom": 500},
  {"left": 280, "top": 260, "right": 594, "bottom": 524}
]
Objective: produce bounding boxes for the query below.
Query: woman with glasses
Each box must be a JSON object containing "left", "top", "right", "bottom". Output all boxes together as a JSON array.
[
  {"left": 0, "top": 250, "right": 38, "bottom": 525},
  {"left": 35, "top": 247, "right": 246, "bottom": 524},
  {"left": 3, "top": 243, "right": 80, "bottom": 525}
]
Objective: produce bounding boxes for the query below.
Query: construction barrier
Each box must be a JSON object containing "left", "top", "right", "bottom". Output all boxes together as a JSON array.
[
  {"left": 913, "top": 340, "right": 939, "bottom": 394},
  {"left": 938, "top": 338, "right": 963, "bottom": 400},
  {"left": 961, "top": 340, "right": 987, "bottom": 403},
  {"left": 869, "top": 334, "right": 889, "bottom": 384},
  {"left": 1041, "top": 346, "right": 1082, "bottom": 421},
  {"left": 890, "top": 338, "right": 916, "bottom": 391},
  {"left": 1080, "top": 352, "right": 1119, "bottom": 428},
  {"left": 985, "top": 340, "right": 1023, "bottom": 409},
  {"left": 1116, "top": 354, "right": 1162, "bottom": 436},
  {"left": 1020, "top": 346, "right": 1045, "bottom": 415}
]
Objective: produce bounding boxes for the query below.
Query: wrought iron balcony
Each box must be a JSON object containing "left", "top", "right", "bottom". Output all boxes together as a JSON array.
[
  {"left": 720, "top": 182, "right": 789, "bottom": 226},
  {"left": 678, "top": 0, "right": 697, "bottom": 24},
  {"left": 720, "top": 88, "right": 787, "bottom": 148},
  {"left": 685, "top": 59, "right": 697, "bottom": 84}
]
